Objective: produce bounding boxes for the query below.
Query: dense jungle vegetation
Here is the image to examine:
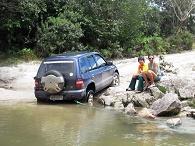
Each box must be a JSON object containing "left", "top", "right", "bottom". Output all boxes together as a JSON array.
[{"left": 0, "top": 0, "right": 195, "bottom": 63}]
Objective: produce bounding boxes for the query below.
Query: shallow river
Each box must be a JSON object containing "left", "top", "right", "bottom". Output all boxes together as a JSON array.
[{"left": 0, "top": 100, "right": 195, "bottom": 146}]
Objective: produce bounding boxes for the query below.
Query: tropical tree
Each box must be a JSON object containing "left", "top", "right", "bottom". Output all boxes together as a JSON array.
[
  {"left": 0, "top": 0, "right": 20, "bottom": 52},
  {"left": 79, "top": 0, "right": 122, "bottom": 58},
  {"left": 169, "top": 0, "right": 195, "bottom": 34}
]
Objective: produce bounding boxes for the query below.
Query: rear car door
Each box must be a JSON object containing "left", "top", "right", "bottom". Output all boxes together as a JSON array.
[
  {"left": 78, "top": 57, "right": 90, "bottom": 84},
  {"left": 86, "top": 55, "right": 103, "bottom": 92}
]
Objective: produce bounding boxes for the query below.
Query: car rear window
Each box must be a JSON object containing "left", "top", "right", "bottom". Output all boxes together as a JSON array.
[{"left": 37, "top": 60, "right": 75, "bottom": 78}]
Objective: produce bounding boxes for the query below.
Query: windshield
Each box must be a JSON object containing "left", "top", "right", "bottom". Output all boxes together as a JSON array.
[{"left": 37, "top": 60, "right": 75, "bottom": 78}]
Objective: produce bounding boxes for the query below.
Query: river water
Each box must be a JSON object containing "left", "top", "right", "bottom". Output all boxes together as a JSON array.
[{"left": 0, "top": 100, "right": 195, "bottom": 146}]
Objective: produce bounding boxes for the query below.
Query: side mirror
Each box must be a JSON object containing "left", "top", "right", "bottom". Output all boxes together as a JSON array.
[{"left": 107, "top": 62, "right": 113, "bottom": 65}]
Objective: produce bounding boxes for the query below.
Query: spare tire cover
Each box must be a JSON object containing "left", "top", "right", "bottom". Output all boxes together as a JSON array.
[{"left": 41, "top": 70, "right": 64, "bottom": 93}]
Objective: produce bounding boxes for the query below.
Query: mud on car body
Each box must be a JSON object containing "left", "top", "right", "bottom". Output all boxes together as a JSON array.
[{"left": 34, "top": 52, "right": 120, "bottom": 103}]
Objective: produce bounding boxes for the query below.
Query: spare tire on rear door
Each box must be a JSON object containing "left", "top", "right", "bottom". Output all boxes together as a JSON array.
[{"left": 41, "top": 70, "right": 64, "bottom": 93}]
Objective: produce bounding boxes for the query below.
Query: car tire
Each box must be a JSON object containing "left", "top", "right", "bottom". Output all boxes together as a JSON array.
[
  {"left": 41, "top": 70, "right": 64, "bottom": 93},
  {"left": 81, "top": 90, "right": 94, "bottom": 103},
  {"left": 110, "top": 72, "right": 120, "bottom": 87}
]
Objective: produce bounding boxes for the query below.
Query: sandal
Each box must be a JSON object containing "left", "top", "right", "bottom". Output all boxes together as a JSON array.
[
  {"left": 135, "top": 90, "right": 142, "bottom": 93},
  {"left": 143, "top": 86, "right": 148, "bottom": 91},
  {"left": 148, "top": 84, "right": 155, "bottom": 88},
  {"left": 126, "top": 88, "right": 133, "bottom": 91}
]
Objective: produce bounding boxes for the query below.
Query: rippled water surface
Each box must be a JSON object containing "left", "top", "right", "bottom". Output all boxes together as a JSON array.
[{"left": 0, "top": 100, "right": 195, "bottom": 146}]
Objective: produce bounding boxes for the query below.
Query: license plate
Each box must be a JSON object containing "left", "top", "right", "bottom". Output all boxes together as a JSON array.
[{"left": 50, "top": 95, "right": 63, "bottom": 100}]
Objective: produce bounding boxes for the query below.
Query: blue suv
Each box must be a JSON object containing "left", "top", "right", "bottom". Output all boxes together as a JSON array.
[{"left": 34, "top": 52, "right": 120, "bottom": 103}]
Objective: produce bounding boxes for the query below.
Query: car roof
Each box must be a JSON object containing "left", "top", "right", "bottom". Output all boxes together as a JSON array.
[{"left": 43, "top": 51, "right": 98, "bottom": 61}]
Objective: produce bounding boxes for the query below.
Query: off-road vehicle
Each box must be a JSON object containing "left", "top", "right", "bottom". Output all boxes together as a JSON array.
[{"left": 34, "top": 52, "right": 120, "bottom": 103}]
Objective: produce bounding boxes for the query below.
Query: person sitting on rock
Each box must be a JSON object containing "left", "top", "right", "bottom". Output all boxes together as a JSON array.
[
  {"left": 142, "top": 54, "right": 162, "bottom": 90},
  {"left": 126, "top": 56, "right": 148, "bottom": 93}
]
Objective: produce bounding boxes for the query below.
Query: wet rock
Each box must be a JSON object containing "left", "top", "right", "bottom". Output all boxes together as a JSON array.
[
  {"left": 150, "top": 93, "right": 181, "bottom": 116},
  {"left": 114, "top": 101, "right": 124, "bottom": 110},
  {"left": 137, "top": 108, "right": 155, "bottom": 119},
  {"left": 100, "top": 95, "right": 113, "bottom": 106},
  {"left": 166, "top": 118, "right": 182, "bottom": 126},
  {"left": 186, "top": 109, "right": 195, "bottom": 118},
  {"left": 124, "top": 103, "right": 137, "bottom": 115},
  {"left": 97, "top": 98, "right": 105, "bottom": 105}
]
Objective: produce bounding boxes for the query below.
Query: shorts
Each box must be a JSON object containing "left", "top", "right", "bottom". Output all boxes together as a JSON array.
[{"left": 155, "top": 76, "right": 161, "bottom": 82}]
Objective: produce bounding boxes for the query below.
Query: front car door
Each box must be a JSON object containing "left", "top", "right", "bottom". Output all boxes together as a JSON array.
[{"left": 94, "top": 54, "right": 114, "bottom": 87}]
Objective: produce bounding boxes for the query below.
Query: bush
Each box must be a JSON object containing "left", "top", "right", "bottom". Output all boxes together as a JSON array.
[
  {"left": 21, "top": 48, "right": 36, "bottom": 61},
  {"left": 167, "top": 31, "right": 194, "bottom": 53},
  {"left": 36, "top": 13, "right": 83, "bottom": 57},
  {"left": 126, "top": 34, "right": 168, "bottom": 57}
]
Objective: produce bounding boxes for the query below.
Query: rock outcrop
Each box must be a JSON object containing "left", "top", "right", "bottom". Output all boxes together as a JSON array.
[{"left": 149, "top": 93, "right": 181, "bottom": 116}]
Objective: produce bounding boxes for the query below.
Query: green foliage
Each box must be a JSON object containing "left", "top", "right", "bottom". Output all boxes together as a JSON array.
[
  {"left": 101, "top": 49, "right": 112, "bottom": 59},
  {"left": 36, "top": 14, "right": 83, "bottom": 56},
  {"left": 125, "top": 33, "right": 168, "bottom": 57},
  {"left": 141, "top": 34, "right": 167, "bottom": 55},
  {"left": 0, "top": 58, "right": 19, "bottom": 67},
  {"left": 158, "top": 86, "right": 167, "bottom": 94},
  {"left": 0, "top": 0, "right": 194, "bottom": 60},
  {"left": 167, "top": 31, "right": 194, "bottom": 54},
  {"left": 20, "top": 48, "right": 36, "bottom": 61},
  {"left": 80, "top": 0, "right": 122, "bottom": 58},
  {"left": 120, "top": 1, "right": 146, "bottom": 50}
]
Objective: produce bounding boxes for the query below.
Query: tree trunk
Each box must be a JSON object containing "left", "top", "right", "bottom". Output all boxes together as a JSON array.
[{"left": 175, "top": 20, "right": 184, "bottom": 35}]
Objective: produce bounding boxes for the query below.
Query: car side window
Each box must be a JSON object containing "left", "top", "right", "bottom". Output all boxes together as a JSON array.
[
  {"left": 87, "top": 55, "right": 97, "bottom": 70},
  {"left": 95, "top": 54, "right": 106, "bottom": 67},
  {"left": 79, "top": 57, "right": 88, "bottom": 73}
]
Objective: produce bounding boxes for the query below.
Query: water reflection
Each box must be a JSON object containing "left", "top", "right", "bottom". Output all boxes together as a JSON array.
[
  {"left": 32, "top": 102, "right": 106, "bottom": 146},
  {"left": 0, "top": 101, "right": 195, "bottom": 146}
]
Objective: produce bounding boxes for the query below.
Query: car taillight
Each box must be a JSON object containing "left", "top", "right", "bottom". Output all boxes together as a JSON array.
[
  {"left": 35, "top": 79, "right": 39, "bottom": 88},
  {"left": 76, "top": 79, "right": 84, "bottom": 89}
]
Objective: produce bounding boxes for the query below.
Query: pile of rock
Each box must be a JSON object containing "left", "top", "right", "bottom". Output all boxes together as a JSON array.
[{"left": 97, "top": 56, "right": 195, "bottom": 126}]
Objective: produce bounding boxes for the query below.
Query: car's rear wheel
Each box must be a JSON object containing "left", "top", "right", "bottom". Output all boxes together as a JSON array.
[
  {"left": 111, "top": 72, "right": 120, "bottom": 87},
  {"left": 81, "top": 90, "right": 94, "bottom": 103},
  {"left": 41, "top": 70, "right": 64, "bottom": 93},
  {"left": 36, "top": 98, "right": 45, "bottom": 103}
]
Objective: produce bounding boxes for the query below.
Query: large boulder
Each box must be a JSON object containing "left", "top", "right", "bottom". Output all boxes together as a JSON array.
[
  {"left": 99, "top": 86, "right": 126, "bottom": 106},
  {"left": 130, "top": 92, "right": 155, "bottom": 108},
  {"left": 149, "top": 93, "right": 182, "bottom": 116},
  {"left": 158, "top": 76, "right": 195, "bottom": 99},
  {"left": 171, "top": 77, "right": 195, "bottom": 99}
]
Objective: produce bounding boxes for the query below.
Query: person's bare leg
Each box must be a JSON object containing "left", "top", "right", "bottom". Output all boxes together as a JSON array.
[
  {"left": 142, "top": 71, "right": 149, "bottom": 85},
  {"left": 142, "top": 71, "right": 151, "bottom": 90},
  {"left": 146, "top": 71, "right": 153, "bottom": 82},
  {"left": 148, "top": 71, "right": 156, "bottom": 88}
]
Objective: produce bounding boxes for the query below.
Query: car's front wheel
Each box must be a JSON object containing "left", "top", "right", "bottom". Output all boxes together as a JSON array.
[{"left": 111, "top": 72, "right": 120, "bottom": 87}]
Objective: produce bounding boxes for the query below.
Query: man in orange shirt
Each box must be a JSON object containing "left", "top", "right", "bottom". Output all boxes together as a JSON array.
[{"left": 126, "top": 56, "right": 148, "bottom": 93}]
